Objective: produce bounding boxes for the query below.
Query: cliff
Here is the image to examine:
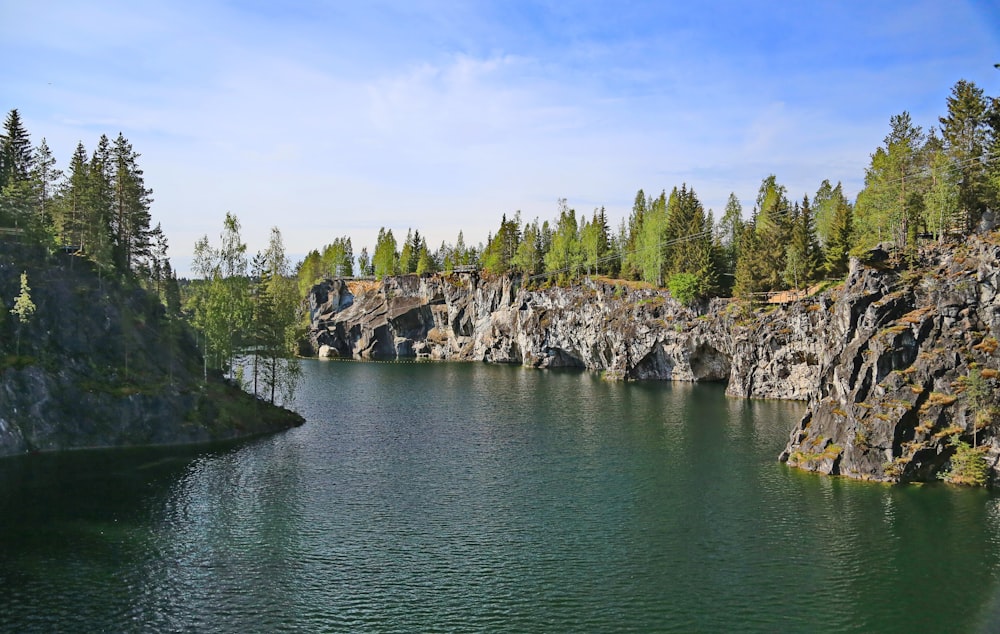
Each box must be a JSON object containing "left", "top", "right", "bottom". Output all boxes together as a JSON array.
[
  {"left": 0, "top": 243, "right": 303, "bottom": 458},
  {"left": 780, "top": 235, "right": 1000, "bottom": 483},
  {"left": 308, "top": 270, "right": 834, "bottom": 400},
  {"left": 308, "top": 234, "right": 1000, "bottom": 484}
]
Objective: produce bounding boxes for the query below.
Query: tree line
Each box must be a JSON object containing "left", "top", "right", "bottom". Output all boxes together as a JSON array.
[
  {"left": 0, "top": 110, "right": 300, "bottom": 404},
  {"left": 297, "top": 77, "right": 1000, "bottom": 305},
  {"left": 0, "top": 108, "right": 178, "bottom": 307}
]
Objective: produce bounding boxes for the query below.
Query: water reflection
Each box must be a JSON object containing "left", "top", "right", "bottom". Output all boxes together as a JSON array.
[{"left": 1, "top": 361, "right": 999, "bottom": 632}]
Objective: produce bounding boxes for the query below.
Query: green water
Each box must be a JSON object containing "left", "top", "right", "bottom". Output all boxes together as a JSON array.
[{"left": 2, "top": 360, "right": 1000, "bottom": 632}]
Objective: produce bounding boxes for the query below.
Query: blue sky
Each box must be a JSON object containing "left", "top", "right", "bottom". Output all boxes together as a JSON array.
[{"left": 2, "top": 0, "right": 999, "bottom": 275}]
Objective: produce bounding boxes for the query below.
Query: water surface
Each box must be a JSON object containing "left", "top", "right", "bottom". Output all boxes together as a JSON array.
[{"left": 2, "top": 360, "right": 1000, "bottom": 632}]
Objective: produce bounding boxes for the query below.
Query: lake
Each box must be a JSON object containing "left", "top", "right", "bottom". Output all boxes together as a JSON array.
[{"left": 2, "top": 360, "right": 1000, "bottom": 632}]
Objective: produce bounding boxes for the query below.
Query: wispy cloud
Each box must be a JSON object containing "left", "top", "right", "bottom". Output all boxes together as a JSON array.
[{"left": 3, "top": 0, "right": 998, "bottom": 273}]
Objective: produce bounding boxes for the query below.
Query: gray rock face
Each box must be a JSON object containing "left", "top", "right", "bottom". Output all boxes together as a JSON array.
[
  {"left": 310, "top": 234, "right": 1000, "bottom": 484},
  {"left": 781, "top": 236, "right": 1000, "bottom": 484},
  {"left": 309, "top": 274, "right": 833, "bottom": 401},
  {"left": 0, "top": 244, "right": 303, "bottom": 458}
]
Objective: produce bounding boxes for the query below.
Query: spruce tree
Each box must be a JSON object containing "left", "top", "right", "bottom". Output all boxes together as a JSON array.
[
  {"left": 822, "top": 195, "right": 853, "bottom": 278},
  {"left": 938, "top": 79, "right": 991, "bottom": 232},
  {"left": 0, "top": 109, "right": 34, "bottom": 188}
]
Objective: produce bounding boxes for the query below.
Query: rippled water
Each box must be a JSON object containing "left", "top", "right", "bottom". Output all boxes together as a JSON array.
[{"left": 3, "top": 360, "right": 1000, "bottom": 632}]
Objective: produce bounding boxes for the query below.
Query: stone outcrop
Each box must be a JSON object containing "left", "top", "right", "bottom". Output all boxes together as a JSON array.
[
  {"left": 0, "top": 243, "right": 304, "bottom": 458},
  {"left": 309, "top": 273, "right": 835, "bottom": 401},
  {"left": 309, "top": 233, "right": 1000, "bottom": 484},
  {"left": 780, "top": 235, "right": 1000, "bottom": 483}
]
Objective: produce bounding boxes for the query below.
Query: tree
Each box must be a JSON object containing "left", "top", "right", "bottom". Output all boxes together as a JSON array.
[
  {"left": 718, "top": 192, "right": 743, "bottom": 282},
  {"left": 544, "top": 199, "right": 583, "bottom": 283},
  {"left": 110, "top": 133, "right": 154, "bottom": 272},
  {"left": 782, "top": 197, "right": 821, "bottom": 290},
  {"left": 668, "top": 272, "right": 702, "bottom": 307},
  {"left": 854, "top": 112, "right": 926, "bottom": 254},
  {"left": 938, "top": 79, "right": 991, "bottom": 233},
  {"left": 252, "top": 227, "right": 301, "bottom": 405},
  {"left": 415, "top": 240, "right": 436, "bottom": 275},
  {"left": 512, "top": 219, "right": 544, "bottom": 276},
  {"left": 56, "top": 142, "right": 90, "bottom": 249},
  {"left": 733, "top": 222, "right": 769, "bottom": 299},
  {"left": 0, "top": 109, "right": 36, "bottom": 232},
  {"left": 357, "top": 247, "right": 372, "bottom": 276},
  {"left": 83, "top": 135, "right": 115, "bottom": 271},
  {"left": 190, "top": 213, "right": 252, "bottom": 379},
  {"left": 481, "top": 213, "right": 522, "bottom": 274},
  {"left": 399, "top": 229, "right": 415, "bottom": 274},
  {"left": 621, "top": 189, "right": 648, "bottom": 280},
  {"left": 749, "top": 175, "right": 791, "bottom": 290},
  {"left": 296, "top": 249, "right": 322, "bottom": 296},
  {"left": 372, "top": 227, "right": 398, "bottom": 279},
  {"left": 822, "top": 193, "right": 853, "bottom": 278},
  {"left": 10, "top": 271, "right": 36, "bottom": 355},
  {"left": 636, "top": 191, "right": 668, "bottom": 285},
  {"left": 320, "top": 237, "right": 354, "bottom": 278},
  {"left": 0, "top": 109, "right": 34, "bottom": 189},
  {"left": 579, "top": 208, "right": 609, "bottom": 276}
]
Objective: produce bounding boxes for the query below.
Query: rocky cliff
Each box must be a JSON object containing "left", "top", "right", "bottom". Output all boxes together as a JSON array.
[
  {"left": 0, "top": 243, "right": 303, "bottom": 458},
  {"left": 309, "top": 270, "right": 834, "bottom": 400},
  {"left": 780, "top": 235, "right": 1000, "bottom": 484},
  {"left": 308, "top": 233, "right": 1000, "bottom": 484}
]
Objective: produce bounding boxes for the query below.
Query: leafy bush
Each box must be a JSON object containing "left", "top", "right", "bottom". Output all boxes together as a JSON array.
[
  {"left": 667, "top": 273, "right": 703, "bottom": 307},
  {"left": 939, "top": 435, "right": 989, "bottom": 486}
]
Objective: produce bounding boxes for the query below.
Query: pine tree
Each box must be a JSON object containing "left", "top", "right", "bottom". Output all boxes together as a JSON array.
[
  {"left": 512, "top": 219, "right": 543, "bottom": 276},
  {"left": 621, "top": 189, "right": 648, "bottom": 280},
  {"left": 357, "top": 247, "right": 372, "bottom": 276},
  {"left": 84, "top": 135, "right": 115, "bottom": 271}
]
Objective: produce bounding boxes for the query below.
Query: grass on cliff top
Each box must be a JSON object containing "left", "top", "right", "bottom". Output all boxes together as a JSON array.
[{"left": 590, "top": 275, "right": 657, "bottom": 291}]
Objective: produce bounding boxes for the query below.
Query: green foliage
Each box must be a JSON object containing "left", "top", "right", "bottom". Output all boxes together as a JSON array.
[
  {"left": 822, "top": 187, "right": 853, "bottom": 277},
  {"left": 190, "top": 214, "right": 252, "bottom": 377},
  {"left": 939, "top": 435, "right": 989, "bottom": 486},
  {"left": 512, "top": 219, "right": 544, "bottom": 275},
  {"left": 249, "top": 228, "right": 302, "bottom": 405},
  {"left": 782, "top": 196, "right": 821, "bottom": 289},
  {"left": 939, "top": 80, "right": 992, "bottom": 232},
  {"left": 636, "top": 190, "right": 668, "bottom": 285},
  {"left": 481, "top": 213, "right": 521, "bottom": 274},
  {"left": 544, "top": 199, "right": 583, "bottom": 283},
  {"left": 320, "top": 237, "right": 354, "bottom": 279},
  {"left": 853, "top": 112, "right": 927, "bottom": 255},
  {"left": 667, "top": 272, "right": 702, "bottom": 306},
  {"left": 10, "top": 271, "right": 36, "bottom": 355},
  {"left": 372, "top": 227, "right": 398, "bottom": 279},
  {"left": 718, "top": 192, "right": 743, "bottom": 287},
  {"left": 579, "top": 207, "right": 609, "bottom": 276}
]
